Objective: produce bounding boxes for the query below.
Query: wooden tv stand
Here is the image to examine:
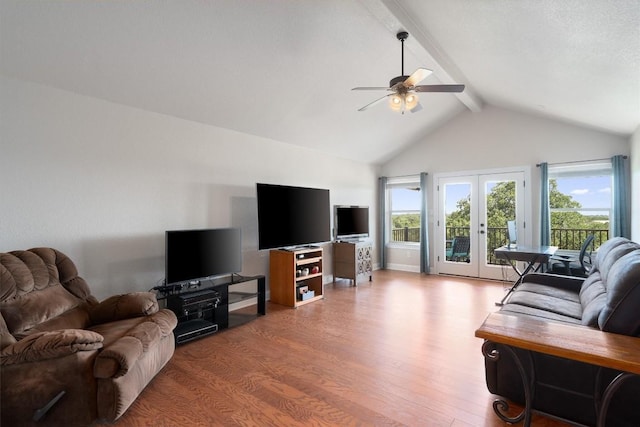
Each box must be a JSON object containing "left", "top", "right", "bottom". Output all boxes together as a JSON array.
[
  {"left": 333, "top": 240, "right": 372, "bottom": 285},
  {"left": 269, "top": 247, "right": 324, "bottom": 307}
]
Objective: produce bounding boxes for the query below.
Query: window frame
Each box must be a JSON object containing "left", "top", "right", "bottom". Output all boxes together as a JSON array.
[
  {"left": 386, "top": 177, "right": 421, "bottom": 248},
  {"left": 548, "top": 161, "right": 612, "bottom": 250}
]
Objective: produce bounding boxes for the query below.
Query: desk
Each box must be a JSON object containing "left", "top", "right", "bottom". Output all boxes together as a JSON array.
[
  {"left": 475, "top": 312, "right": 640, "bottom": 426},
  {"left": 494, "top": 245, "right": 557, "bottom": 306}
]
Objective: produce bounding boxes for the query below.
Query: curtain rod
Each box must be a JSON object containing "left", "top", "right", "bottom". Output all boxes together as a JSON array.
[
  {"left": 380, "top": 172, "right": 426, "bottom": 178},
  {"left": 536, "top": 155, "right": 627, "bottom": 167}
]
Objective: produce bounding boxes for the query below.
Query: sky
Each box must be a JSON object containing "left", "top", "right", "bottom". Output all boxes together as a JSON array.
[
  {"left": 393, "top": 174, "right": 612, "bottom": 216},
  {"left": 555, "top": 175, "right": 611, "bottom": 211}
]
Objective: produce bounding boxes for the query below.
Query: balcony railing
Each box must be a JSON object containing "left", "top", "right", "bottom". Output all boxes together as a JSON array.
[
  {"left": 392, "top": 226, "right": 609, "bottom": 264},
  {"left": 391, "top": 227, "right": 421, "bottom": 242}
]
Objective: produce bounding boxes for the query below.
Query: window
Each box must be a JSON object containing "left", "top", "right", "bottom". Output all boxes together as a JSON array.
[
  {"left": 388, "top": 178, "right": 421, "bottom": 245},
  {"left": 548, "top": 161, "right": 611, "bottom": 250}
]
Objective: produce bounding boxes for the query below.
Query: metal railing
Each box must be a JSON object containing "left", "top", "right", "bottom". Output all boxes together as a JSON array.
[
  {"left": 392, "top": 226, "right": 609, "bottom": 264},
  {"left": 550, "top": 228, "right": 608, "bottom": 251},
  {"left": 391, "top": 227, "right": 421, "bottom": 242}
]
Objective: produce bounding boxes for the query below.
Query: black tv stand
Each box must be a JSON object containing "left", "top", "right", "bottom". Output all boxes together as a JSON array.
[{"left": 159, "top": 275, "right": 265, "bottom": 344}]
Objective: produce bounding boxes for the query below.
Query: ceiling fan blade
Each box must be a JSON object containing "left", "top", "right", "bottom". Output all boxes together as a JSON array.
[
  {"left": 352, "top": 87, "right": 391, "bottom": 91},
  {"left": 414, "top": 84, "right": 465, "bottom": 93},
  {"left": 403, "top": 68, "right": 433, "bottom": 88},
  {"left": 357, "top": 93, "right": 391, "bottom": 111}
]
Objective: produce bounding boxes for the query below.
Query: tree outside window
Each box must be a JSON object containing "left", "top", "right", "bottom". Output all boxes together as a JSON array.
[
  {"left": 549, "top": 174, "right": 611, "bottom": 250},
  {"left": 389, "top": 186, "right": 421, "bottom": 244}
]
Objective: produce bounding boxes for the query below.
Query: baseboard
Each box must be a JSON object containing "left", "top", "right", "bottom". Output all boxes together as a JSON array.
[{"left": 386, "top": 263, "right": 420, "bottom": 273}]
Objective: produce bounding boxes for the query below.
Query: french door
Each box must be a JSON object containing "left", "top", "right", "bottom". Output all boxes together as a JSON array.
[{"left": 436, "top": 170, "right": 527, "bottom": 280}]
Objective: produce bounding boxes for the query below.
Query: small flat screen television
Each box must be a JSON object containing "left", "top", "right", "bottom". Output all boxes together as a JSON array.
[
  {"left": 335, "top": 205, "right": 369, "bottom": 240},
  {"left": 256, "top": 183, "right": 331, "bottom": 250},
  {"left": 165, "top": 227, "right": 242, "bottom": 284}
]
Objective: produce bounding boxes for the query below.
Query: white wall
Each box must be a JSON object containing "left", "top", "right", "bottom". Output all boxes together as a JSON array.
[
  {"left": 382, "top": 105, "right": 631, "bottom": 271},
  {"left": 1, "top": 76, "right": 379, "bottom": 300}
]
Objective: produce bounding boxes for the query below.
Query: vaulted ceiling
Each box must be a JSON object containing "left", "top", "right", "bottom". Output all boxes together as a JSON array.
[{"left": 2, "top": 1, "right": 638, "bottom": 164}]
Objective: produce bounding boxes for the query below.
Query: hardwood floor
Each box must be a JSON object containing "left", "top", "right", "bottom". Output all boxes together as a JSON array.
[{"left": 116, "top": 271, "right": 571, "bottom": 426}]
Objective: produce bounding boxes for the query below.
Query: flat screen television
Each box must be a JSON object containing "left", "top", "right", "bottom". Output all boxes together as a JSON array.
[
  {"left": 335, "top": 205, "right": 369, "bottom": 240},
  {"left": 256, "top": 183, "right": 331, "bottom": 250},
  {"left": 165, "top": 227, "right": 242, "bottom": 284}
]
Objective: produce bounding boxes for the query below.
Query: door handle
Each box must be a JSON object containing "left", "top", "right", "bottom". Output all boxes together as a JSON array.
[{"left": 480, "top": 230, "right": 485, "bottom": 234}]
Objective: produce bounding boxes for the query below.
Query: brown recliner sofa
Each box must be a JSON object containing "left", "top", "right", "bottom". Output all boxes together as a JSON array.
[{"left": 0, "top": 247, "right": 178, "bottom": 426}]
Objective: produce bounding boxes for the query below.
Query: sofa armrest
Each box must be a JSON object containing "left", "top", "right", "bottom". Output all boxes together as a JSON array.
[
  {"left": 522, "top": 272, "right": 585, "bottom": 292},
  {"left": 93, "top": 309, "right": 177, "bottom": 379},
  {"left": 0, "top": 329, "right": 103, "bottom": 365},
  {"left": 89, "top": 292, "right": 159, "bottom": 325}
]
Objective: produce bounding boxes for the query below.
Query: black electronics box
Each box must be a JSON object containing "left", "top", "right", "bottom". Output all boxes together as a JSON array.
[{"left": 167, "top": 289, "right": 227, "bottom": 343}]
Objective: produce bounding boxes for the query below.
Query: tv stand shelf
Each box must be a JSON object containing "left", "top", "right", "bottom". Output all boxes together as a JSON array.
[
  {"left": 160, "top": 275, "right": 265, "bottom": 344},
  {"left": 270, "top": 247, "right": 324, "bottom": 307}
]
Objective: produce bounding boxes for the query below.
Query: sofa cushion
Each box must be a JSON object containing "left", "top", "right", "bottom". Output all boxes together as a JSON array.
[
  {"left": 0, "top": 248, "right": 95, "bottom": 336},
  {"left": 500, "top": 303, "right": 582, "bottom": 324},
  {"left": 1, "top": 285, "right": 85, "bottom": 335},
  {"left": 501, "top": 281, "right": 583, "bottom": 321},
  {"left": 579, "top": 272, "right": 606, "bottom": 326},
  {"left": 13, "top": 302, "right": 93, "bottom": 340},
  {"left": 598, "top": 241, "right": 639, "bottom": 280},
  {"left": 598, "top": 250, "right": 640, "bottom": 335},
  {"left": 591, "top": 237, "right": 638, "bottom": 273},
  {"left": 92, "top": 310, "right": 176, "bottom": 378},
  {"left": 516, "top": 282, "right": 581, "bottom": 302}
]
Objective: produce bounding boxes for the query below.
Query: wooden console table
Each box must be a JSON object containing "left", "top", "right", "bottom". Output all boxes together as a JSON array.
[{"left": 475, "top": 312, "right": 640, "bottom": 426}]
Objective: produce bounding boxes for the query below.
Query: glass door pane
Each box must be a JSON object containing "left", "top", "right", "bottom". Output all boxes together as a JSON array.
[
  {"left": 438, "top": 176, "right": 477, "bottom": 277},
  {"left": 479, "top": 172, "right": 524, "bottom": 280}
]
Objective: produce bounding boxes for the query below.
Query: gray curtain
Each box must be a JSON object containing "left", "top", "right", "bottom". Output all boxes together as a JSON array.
[
  {"left": 611, "top": 155, "right": 630, "bottom": 238},
  {"left": 420, "top": 172, "right": 430, "bottom": 273},
  {"left": 539, "top": 162, "right": 550, "bottom": 246},
  {"left": 378, "top": 176, "right": 387, "bottom": 269}
]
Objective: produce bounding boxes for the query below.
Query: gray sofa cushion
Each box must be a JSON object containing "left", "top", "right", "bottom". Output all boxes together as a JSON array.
[
  {"left": 599, "top": 241, "right": 638, "bottom": 276},
  {"left": 500, "top": 282, "right": 583, "bottom": 324},
  {"left": 579, "top": 272, "right": 606, "bottom": 326},
  {"left": 578, "top": 238, "right": 640, "bottom": 327},
  {"left": 592, "top": 237, "right": 637, "bottom": 273},
  {"left": 598, "top": 249, "right": 640, "bottom": 335}
]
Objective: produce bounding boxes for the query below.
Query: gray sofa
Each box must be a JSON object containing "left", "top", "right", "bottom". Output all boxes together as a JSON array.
[{"left": 484, "top": 237, "right": 640, "bottom": 426}]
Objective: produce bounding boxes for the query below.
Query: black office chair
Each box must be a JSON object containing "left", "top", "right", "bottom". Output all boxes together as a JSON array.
[{"left": 549, "top": 234, "right": 595, "bottom": 277}]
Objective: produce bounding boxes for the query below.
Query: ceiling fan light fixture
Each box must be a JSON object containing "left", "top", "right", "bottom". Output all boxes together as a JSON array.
[
  {"left": 405, "top": 93, "right": 419, "bottom": 110},
  {"left": 389, "top": 93, "right": 419, "bottom": 113},
  {"left": 389, "top": 94, "right": 403, "bottom": 111}
]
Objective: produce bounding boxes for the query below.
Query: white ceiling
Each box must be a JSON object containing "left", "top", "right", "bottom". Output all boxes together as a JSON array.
[{"left": 2, "top": 0, "right": 638, "bottom": 164}]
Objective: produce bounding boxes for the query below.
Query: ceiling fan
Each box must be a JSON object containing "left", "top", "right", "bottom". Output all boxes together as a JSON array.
[{"left": 352, "top": 31, "right": 465, "bottom": 114}]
